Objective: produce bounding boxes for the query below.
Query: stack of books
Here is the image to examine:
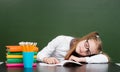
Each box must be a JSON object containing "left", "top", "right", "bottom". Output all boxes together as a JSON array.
[{"left": 6, "top": 46, "right": 39, "bottom": 67}]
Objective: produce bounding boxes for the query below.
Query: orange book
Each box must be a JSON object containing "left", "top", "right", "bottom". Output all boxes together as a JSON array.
[{"left": 6, "top": 46, "right": 39, "bottom": 52}]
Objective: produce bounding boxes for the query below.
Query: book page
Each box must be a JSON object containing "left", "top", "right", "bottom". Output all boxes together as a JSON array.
[
  {"left": 38, "top": 63, "right": 62, "bottom": 66},
  {"left": 38, "top": 60, "right": 82, "bottom": 66}
]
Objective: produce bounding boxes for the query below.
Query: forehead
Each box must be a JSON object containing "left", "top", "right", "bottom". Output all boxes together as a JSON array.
[{"left": 88, "top": 39, "right": 98, "bottom": 54}]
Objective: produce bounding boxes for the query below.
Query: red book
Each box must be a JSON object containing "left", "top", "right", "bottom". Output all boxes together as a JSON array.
[{"left": 6, "top": 63, "right": 36, "bottom": 67}]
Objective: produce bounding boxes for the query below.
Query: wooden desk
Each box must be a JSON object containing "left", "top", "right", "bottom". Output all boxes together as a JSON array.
[
  {"left": 1, "top": 63, "right": 120, "bottom": 72},
  {"left": 36, "top": 63, "right": 120, "bottom": 72}
]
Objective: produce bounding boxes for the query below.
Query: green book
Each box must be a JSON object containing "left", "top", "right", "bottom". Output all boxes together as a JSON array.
[
  {"left": 7, "top": 51, "right": 38, "bottom": 55},
  {"left": 7, "top": 58, "right": 37, "bottom": 63}
]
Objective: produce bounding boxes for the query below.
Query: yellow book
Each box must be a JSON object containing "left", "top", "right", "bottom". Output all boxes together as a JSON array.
[{"left": 7, "top": 55, "right": 37, "bottom": 58}]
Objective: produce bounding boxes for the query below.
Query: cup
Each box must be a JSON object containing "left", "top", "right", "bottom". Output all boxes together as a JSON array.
[
  {"left": 24, "top": 68, "right": 33, "bottom": 72},
  {"left": 23, "top": 52, "right": 34, "bottom": 68}
]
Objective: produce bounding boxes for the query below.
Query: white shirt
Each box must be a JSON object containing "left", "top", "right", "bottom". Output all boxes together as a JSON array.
[{"left": 37, "top": 35, "right": 108, "bottom": 63}]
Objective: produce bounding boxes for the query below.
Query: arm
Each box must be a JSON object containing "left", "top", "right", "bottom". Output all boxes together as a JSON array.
[
  {"left": 85, "top": 54, "right": 109, "bottom": 63},
  {"left": 69, "top": 54, "right": 109, "bottom": 63},
  {"left": 69, "top": 55, "right": 86, "bottom": 62},
  {"left": 37, "top": 36, "right": 64, "bottom": 63}
]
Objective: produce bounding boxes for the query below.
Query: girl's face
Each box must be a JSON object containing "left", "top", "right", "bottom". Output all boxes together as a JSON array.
[{"left": 75, "top": 39, "right": 98, "bottom": 56}]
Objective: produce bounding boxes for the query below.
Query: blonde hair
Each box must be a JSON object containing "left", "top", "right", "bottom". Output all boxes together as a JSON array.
[{"left": 65, "top": 31, "right": 102, "bottom": 60}]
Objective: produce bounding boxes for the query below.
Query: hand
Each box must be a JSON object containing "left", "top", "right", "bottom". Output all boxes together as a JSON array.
[
  {"left": 43, "top": 57, "right": 60, "bottom": 64},
  {"left": 69, "top": 55, "right": 86, "bottom": 62}
]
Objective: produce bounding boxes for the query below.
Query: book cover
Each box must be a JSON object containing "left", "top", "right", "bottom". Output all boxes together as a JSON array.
[
  {"left": 6, "top": 55, "right": 37, "bottom": 58},
  {"left": 6, "top": 46, "right": 39, "bottom": 52},
  {"left": 7, "top": 51, "right": 38, "bottom": 55},
  {"left": 7, "top": 58, "right": 37, "bottom": 63},
  {"left": 6, "top": 63, "right": 36, "bottom": 67}
]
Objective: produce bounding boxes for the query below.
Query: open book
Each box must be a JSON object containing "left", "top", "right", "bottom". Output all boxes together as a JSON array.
[{"left": 39, "top": 60, "right": 82, "bottom": 67}]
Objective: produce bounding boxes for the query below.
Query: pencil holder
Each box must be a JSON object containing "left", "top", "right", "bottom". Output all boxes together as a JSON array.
[
  {"left": 23, "top": 52, "right": 34, "bottom": 68},
  {"left": 24, "top": 68, "right": 33, "bottom": 72},
  {"left": 19, "top": 42, "right": 37, "bottom": 68}
]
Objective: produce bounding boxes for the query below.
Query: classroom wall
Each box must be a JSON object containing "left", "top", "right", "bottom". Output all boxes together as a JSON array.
[{"left": 0, "top": 0, "right": 120, "bottom": 62}]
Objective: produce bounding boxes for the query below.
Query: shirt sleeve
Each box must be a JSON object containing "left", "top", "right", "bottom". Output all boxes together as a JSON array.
[
  {"left": 85, "top": 54, "right": 109, "bottom": 63},
  {"left": 37, "top": 35, "right": 64, "bottom": 61}
]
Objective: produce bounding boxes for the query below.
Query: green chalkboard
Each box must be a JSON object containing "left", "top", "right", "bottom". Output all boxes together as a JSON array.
[{"left": 0, "top": 0, "right": 120, "bottom": 62}]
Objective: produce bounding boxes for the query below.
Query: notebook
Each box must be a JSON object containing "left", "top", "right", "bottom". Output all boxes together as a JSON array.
[
  {"left": 116, "top": 63, "right": 120, "bottom": 66},
  {"left": 0, "top": 62, "right": 3, "bottom": 65},
  {"left": 0, "top": 62, "right": 4, "bottom": 65}
]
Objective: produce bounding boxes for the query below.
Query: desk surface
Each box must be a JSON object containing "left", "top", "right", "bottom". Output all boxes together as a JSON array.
[{"left": 0, "top": 63, "right": 120, "bottom": 72}]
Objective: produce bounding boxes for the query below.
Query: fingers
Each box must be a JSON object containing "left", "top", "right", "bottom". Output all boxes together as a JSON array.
[
  {"left": 43, "top": 57, "right": 59, "bottom": 64},
  {"left": 46, "top": 58, "right": 55, "bottom": 64},
  {"left": 69, "top": 55, "right": 76, "bottom": 61},
  {"left": 69, "top": 55, "right": 81, "bottom": 62},
  {"left": 47, "top": 57, "right": 59, "bottom": 64}
]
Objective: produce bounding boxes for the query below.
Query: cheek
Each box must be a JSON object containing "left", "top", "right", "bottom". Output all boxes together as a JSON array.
[
  {"left": 80, "top": 53, "right": 87, "bottom": 56},
  {"left": 77, "top": 42, "right": 84, "bottom": 48},
  {"left": 76, "top": 49, "right": 87, "bottom": 56},
  {"left": 82, "top": 53, "right": 87, "bottom": 56},
  {"left": 76, "top": 41, "right": 85, "bottom": 54}
]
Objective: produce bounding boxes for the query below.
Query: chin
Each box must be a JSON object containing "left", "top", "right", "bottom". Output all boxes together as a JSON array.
[{"left": 79, "top": 54, "right": 86, "bottom": 57}]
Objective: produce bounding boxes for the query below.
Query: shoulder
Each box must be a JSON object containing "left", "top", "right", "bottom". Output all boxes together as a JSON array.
[
  {"left": 54, "top": 35, "right": 74, "bottom": 40},
  {"left": 49, "top": 35, "right": 74, "bottom": 43},
  {"left": 56, "top": 35, "right": 74, "bottom": 38}
]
